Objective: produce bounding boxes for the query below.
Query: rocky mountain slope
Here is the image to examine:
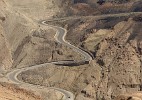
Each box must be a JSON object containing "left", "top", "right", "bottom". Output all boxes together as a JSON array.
[
  {"left": 54, "top": 0, "right": 142, "bottom": 17},
  {"left": 0, "top": 0, "right": 83, "bottom": 69},
  {"left": 0, "top": 82, "right": 42, "bottom": 100},
  {"left": 0, "top": 0, "right": 83, "bottom": 99},
  {"left": 0, "top": 0, "right": 142, "bottom": 100},
  {"left": 19, "top": 15, "right": 142, "bottom": 100}
]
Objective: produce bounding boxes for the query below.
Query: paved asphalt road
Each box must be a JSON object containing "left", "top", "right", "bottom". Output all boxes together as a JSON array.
[
  {"left": 5, "top": 12, "right": 142, "bottom": 100},
  {"left": 6, "top": 63, "right": 75, "bottom": 100},
  {"left": 42, "top": 21, "right": 92, "bottom": 61},
  {"left": 6, "top": 20, "right": 93, "bottom": 100}
]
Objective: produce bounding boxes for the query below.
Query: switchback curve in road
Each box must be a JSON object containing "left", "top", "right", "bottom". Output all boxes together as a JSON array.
[
  {"left": 6, "top": 19, "right": 93, "bottom": 100},
  {"left": 6, "top": 11, "right": 142, "bottom": 100},
  {"left": 41, "top": 21, "right": 93, "bottom": 61},
  {"left": 6, "top": 63, "right": 75, "bottom": 100}
]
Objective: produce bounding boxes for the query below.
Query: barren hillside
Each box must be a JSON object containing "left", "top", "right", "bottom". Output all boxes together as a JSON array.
[
  {"left": 0, "top": 0, "right": 83, "bottom": 99},
  {"left": 19, "top": 15, "right": 142, "bottom": 100},
  {"left": 0, "top": 0, "right": 142, "bottom": 100}
]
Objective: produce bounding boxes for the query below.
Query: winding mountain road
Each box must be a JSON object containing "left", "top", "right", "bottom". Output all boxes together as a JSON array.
[
  {"left": 41, "top": 21, "right": 92, "bottom": 61},
  {"left": 5, "top": 12, "right": 142, "bottom": 100},
  {"left": 6, "top": 20, "right": 93, "bottom": 100},
  {"left": 6, "top": 63, "right": 75, "bottom": 100}
]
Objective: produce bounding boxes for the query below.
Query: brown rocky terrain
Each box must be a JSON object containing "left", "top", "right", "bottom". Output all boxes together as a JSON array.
[
  {"left": 55, "top": 0, "right": 142, "bottom": 17},
  {"left": 19, "top": 15, "right": 142, "bottom": 100},
  {"left": 0, "top": 0, "right": 83, "bottom": 69},
  {"left": 0, "top": 0, "right": 142, "bottom": 100},
  {"left": 0, "top": 82, "right": 42, "bottom": 100},
  {"left": 0, "top": 0, "right": 83, "bottom": 99}
]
